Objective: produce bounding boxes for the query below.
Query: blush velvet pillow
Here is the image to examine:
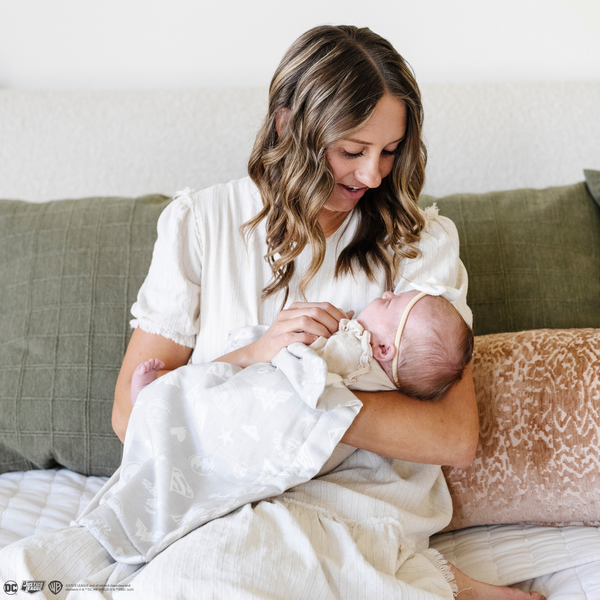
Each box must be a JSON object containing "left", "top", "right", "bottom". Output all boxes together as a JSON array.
[{"left": 443, "top": 328, "right": 600, "bottom": 531}]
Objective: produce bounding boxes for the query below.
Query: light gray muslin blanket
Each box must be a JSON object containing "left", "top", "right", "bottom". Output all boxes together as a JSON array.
[{"left": 77, "top": 330, "right": 370, "bottom": 564}]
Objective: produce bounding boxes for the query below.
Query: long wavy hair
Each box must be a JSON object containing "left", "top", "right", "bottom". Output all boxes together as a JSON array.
[{"left": 243, "top": 25, "right": 427, "bottom": 306}]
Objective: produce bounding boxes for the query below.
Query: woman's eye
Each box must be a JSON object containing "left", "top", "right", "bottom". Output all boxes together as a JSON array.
[{"left": 340, "top": 147, "right": 398, "bottom": 159}]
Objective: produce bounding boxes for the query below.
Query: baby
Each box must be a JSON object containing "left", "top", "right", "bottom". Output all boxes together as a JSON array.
[{"left": 131, "top": 289, "right": 474, "bottom": 405}]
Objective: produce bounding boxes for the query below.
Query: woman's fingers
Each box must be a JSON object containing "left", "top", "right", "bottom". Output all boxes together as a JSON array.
[
  {"left": 280, "top": 331, "right": 320, "bottom": 347},
  {"left": 283, "top": 302, "right": 349, "bottom": 335},
  {"left": 287, "top": 301, "right": 348, "bottom": 320}
]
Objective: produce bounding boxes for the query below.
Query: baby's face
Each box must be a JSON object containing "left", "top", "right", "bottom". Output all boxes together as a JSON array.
[{"left": 356, "top": 290, "right": 421, "bottom": 336}]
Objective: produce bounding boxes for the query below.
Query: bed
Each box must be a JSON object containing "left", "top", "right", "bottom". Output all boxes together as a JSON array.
[{"left": 1, "top": 83, "right": 600, "bottom": 598}]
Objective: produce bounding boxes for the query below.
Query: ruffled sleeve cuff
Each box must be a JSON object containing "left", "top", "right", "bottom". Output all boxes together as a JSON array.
[
  {"left": 129, "top": 188, "right": 203, "bottom": 348},
  {"left": 129, "top": 318, "right": 197, "bottom": 349}
]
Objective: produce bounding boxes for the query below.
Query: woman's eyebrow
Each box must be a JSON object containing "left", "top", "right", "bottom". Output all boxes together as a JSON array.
[{"left": 345, "top": 137, "right": 404, "bottom": 146}]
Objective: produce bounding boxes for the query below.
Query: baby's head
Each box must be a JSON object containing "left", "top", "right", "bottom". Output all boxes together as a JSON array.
[{"left": 356, "top": 290, "right": 474, "bottom": 401}]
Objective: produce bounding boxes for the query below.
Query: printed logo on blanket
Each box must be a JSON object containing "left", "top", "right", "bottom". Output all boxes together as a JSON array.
[
  {"left": 190, "top": 454, "right": 216, "bottom": 476},
  {"left": 170, "top": 468, "right": 194, "bottom": 498}
]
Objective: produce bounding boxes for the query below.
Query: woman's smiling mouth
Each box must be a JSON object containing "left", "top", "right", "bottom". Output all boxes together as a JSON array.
[{"left": 339, "top": 184, "right": 367, "bottom": 198}]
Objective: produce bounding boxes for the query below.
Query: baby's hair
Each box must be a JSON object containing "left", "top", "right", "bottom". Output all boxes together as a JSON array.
[{"left": 394, "top": 295, "right": 474, "bottom": 401}]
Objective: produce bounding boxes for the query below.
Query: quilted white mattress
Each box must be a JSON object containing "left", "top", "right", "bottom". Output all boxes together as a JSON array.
[
  {"left": 1, "top": 469, "right": 599, "bottom": 598},
  {"left": 0, "top": 469, "right": 106, "bottom": 549},
  {"left": 431, "top": 526, "right": 600, "bottom": 598}
]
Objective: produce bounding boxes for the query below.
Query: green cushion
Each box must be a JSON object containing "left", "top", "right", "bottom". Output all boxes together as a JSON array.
[
  {"left": 419, "top": 177, "right": 600, "bottom": 336},
  {"left": 0, "top": 194, "right": 171, "bottom": 476}
]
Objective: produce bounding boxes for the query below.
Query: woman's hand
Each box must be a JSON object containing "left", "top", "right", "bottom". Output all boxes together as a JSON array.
[
  {"left": 250, "top": 302, "right": 353, "bottom": 363},
  {"left": 215, "top": 302, "right": 354, "bottom": 368}
]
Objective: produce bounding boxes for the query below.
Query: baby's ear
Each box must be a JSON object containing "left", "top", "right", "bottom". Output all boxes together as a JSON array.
[{"left": 372, "top": 342, "right": 396, "bottom": 363}]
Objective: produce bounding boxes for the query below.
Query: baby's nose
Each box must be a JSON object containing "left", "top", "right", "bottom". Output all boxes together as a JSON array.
[{"left": 382, "top": 291, "right": 394, "bottom": 300}]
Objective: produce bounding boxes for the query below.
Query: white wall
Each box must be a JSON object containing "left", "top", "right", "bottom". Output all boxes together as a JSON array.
[{"left": 1, "top": 0, "right": 599, "bottom": 89}]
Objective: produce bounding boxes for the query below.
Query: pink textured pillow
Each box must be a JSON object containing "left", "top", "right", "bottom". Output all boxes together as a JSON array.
[{"left": 443, "top": 328, "right": 600, "bottom": 531}]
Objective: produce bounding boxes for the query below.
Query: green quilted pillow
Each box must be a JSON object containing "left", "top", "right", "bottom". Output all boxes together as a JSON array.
[
  {"left": 419, "top": 172, "right": 600, "bottom": 336},
  {"left": 0, "top": 194, "right": 171, "bottom": 476}
]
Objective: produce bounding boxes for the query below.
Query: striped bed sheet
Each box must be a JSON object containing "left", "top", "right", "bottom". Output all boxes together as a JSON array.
[{"left": 1, "top": 469, "right": 598, "bottom": 598}]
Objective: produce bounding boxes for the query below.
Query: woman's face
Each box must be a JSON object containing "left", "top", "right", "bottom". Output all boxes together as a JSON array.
[{"left": 324, "top": 94, "right": 407, "bottom": 216}]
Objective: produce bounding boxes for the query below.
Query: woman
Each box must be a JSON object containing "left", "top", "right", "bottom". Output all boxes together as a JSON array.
[
  {"left": 109, "top": 25, "right": 544, "bottom": 600},
  {"left": 1, "top": 25, "right": 544, "bottom": 600}
]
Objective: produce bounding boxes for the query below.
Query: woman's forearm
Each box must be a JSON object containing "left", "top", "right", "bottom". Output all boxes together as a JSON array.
[
  {"left": 212, "top": 345, "right": 257, "bottom": 368},
  {"left": 112, "top": 379, "right": 134, "bottom": 443},
  {"left": 341, "top": 366, "right": 479, "bottom": 468}
]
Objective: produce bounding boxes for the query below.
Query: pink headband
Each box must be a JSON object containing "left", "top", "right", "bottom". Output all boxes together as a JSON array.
[{"left": 391, "top": 292, "right": 427, "bottom": 387}]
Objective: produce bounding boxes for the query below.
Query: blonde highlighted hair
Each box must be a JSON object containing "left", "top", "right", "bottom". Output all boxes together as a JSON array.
[{"left": 243, "top": 25, "right": 427, "bottom": 306}]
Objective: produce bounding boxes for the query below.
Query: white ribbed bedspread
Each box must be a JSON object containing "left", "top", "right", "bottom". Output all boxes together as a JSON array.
[{"left": 1, "top": 469, "right": 599, "bottom": 598}]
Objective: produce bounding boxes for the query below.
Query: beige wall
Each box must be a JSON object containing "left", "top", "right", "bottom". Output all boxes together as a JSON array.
[{"left": 1, "top": 0, "right": 599, "bottom": 89}]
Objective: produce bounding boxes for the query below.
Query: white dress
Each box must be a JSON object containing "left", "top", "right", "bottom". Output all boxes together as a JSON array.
[{"left": 0, "top": 177, "right": 469, "bottom": 599}]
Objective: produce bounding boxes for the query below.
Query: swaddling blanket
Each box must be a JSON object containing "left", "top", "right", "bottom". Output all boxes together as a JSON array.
[{"left": 77, "top": 342, "right": 362, "bottom": 563}]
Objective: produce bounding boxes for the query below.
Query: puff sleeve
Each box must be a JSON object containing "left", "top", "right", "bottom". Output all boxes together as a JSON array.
[
  {"left": 130, "top": 189, "right": 203, "bottom": 348},
  {"left": 394, "top": 207, "right": 473, "bottom": 327}
]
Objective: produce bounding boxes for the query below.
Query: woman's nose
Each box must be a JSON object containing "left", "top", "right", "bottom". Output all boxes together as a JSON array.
[{"left": 355, "top": 157, "right": 382, "bottom": 189}]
